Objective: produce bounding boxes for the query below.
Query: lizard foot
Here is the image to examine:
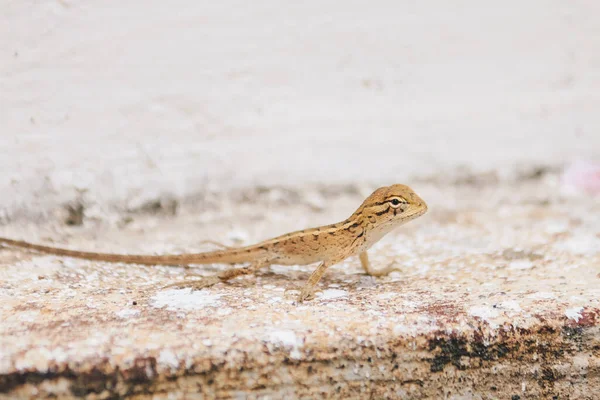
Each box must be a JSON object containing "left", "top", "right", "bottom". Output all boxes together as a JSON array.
[
  {"left": 297, "top": 286, "right": 316, "bottom": 303},
  {"left": 162, "top": 276, "right": 221, "bottom": 291},
  {"left": 284, "top": 287, "right": 321, "bottom": 302},
  {"left": 364, "top": 260, "right": 403, "bottom": 277}
]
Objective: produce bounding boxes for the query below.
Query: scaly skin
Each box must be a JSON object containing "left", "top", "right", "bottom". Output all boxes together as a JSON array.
[{"left": 0, "top": 184, "right": 428, "bottom": 302}]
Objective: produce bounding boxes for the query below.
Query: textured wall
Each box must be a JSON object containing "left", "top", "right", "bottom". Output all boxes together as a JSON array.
[{"left": 1, "top": 0, "right": 599, "bottom": 215}]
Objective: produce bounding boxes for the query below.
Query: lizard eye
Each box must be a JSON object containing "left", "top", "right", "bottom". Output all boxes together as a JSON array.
[{"left": 389, "top": 197, "right": 405, "bottom": 208}]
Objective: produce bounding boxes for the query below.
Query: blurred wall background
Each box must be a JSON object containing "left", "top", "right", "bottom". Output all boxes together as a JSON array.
[{"left": 1, "top": 0, "right": 599, "bottom": 216}]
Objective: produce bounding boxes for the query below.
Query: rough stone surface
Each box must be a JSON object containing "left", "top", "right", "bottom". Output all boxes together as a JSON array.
[{"left": 1, "top": 177, "right": 599, "bottom": 399}]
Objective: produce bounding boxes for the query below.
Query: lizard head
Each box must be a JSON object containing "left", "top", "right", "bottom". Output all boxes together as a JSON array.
[{"left": 354, "top": 184, "right": 428, "bottom": 227}]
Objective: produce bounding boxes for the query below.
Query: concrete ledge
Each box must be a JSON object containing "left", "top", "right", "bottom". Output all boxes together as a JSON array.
[
  {"left": 1, "top": 180, "right": 599, "bottom": 398},
  {"left": 2, "top": 324, "right": 599, "bottom": 399},
  {"left": 2, "top": 309, "right": 599, "bottom": 399}
]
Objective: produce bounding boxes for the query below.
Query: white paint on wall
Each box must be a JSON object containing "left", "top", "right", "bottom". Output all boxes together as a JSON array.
[{"left": 2, "top": 1, "right": 599, "bottom": 215}]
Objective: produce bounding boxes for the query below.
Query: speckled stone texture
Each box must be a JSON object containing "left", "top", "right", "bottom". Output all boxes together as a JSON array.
[{"left": 1, "top": 178, "right": 599, "bottom": 399}]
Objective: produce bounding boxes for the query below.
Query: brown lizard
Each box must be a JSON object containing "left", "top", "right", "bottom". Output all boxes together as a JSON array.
[{"left": 0, "top": 184, "right": 427, "bottom": 302}]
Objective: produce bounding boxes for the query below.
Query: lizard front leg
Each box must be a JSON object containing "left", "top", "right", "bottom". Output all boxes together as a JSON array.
[
  {"left": 297, "top": 255, "right": 348, "bottom": 302},
  {"left": 163, "top": 260, "right": 268, "bottom": 291},
  {"left": 359, "top": 251, "right": 402, "bottom": 277},
  {"left": 297, "top": 261, "right": 331, "bottom": 302}
]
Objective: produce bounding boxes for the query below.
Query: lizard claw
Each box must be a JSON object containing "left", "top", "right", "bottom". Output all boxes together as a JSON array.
[
  {"left": 297, "top": 286, "right": 316, "bottom": 303},
  {"left": 162, "top": 276, "right": 221, "bottom": 291}
]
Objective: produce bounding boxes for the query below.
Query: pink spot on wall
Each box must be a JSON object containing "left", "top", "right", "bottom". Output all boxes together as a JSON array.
[{"left": 562, "top": 160, "right": 600, "bottom": 195}]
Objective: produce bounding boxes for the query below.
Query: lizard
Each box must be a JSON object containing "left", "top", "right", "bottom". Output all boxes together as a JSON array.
[{"left": 0, "top": 184, "right": 427, "bottom": 302}]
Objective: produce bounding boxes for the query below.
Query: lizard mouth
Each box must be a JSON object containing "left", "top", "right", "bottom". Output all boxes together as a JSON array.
[{"left": 401, "top": 207, "right": 428, "bottom": 221}]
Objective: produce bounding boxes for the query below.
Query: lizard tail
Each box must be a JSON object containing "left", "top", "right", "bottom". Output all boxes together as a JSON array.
[{"left": 0, "top": 237, "right": 265, "bottom": 266}]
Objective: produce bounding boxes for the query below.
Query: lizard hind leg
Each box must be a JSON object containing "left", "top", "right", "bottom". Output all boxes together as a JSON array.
[
  {"left": 162, "top": 260, "right": 268, "bottom": 291},
  {"left": 162, "top": 275, "right": 221, "bottom": 291},
  {"left": 197, "top": 240, "right": 237, "bottom": 250}
]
